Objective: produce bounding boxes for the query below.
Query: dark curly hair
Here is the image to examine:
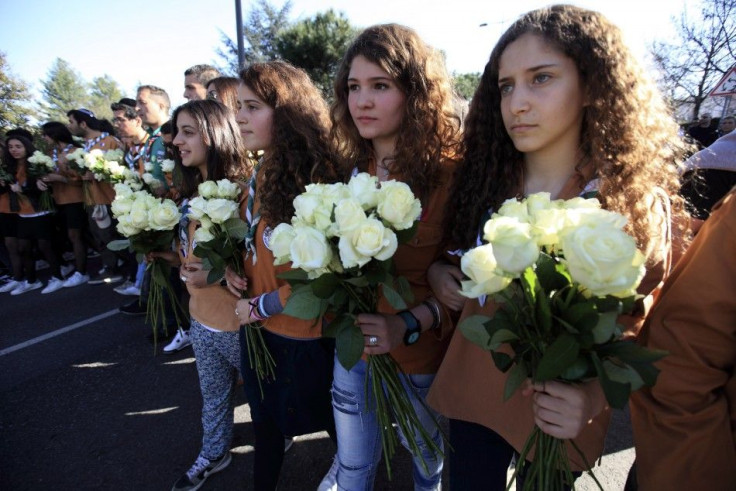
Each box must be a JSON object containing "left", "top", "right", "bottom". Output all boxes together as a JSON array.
[
  {"left": 171, "top": 99, "right": 247, "bottom": 198},
  {"left": 330, "top": 23, "right": 461, "bottom": 201},
  {"left": 448, "top": 5, "right": 689, "bottom": 257},
  {"left": 239, "top": 61, "right": 340, "bottom": 226}
]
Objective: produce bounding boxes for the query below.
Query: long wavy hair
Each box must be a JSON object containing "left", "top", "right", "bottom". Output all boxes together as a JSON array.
[
  {"left": 171, "top": 99, "right": 247, "bottom": 198},
  {"left": 3, "top": 136, "right": 35, "bottom": 176},
  {"left": 239, "top": 61, "right": 340, "bottom": 226},
  {"left": 448, "top": 5, "right": 689, "bottom": 255},
  {"left": 206, "top": 76, "right": 240, "bottom": 114},
  {"left": 330, "top": 23, "right": 461, "bottom": 201}
]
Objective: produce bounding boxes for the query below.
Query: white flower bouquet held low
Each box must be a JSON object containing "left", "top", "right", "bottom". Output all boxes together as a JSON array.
[
  {"left": 275, "top": 172, "right": 444, "bottom": 478},
  {"left": 458, "top": 192, "right": 666, "bottom": 490},
  {"left": 26, "top": 151, "right": 57, "bottom": 211},
  {"left": 108, "top": 184, "right": 188, "bottom": 343}
]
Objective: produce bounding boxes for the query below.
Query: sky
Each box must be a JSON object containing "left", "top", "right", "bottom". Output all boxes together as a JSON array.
[{"left": 0, "top": 0, "right": 685, "bottom": 113}]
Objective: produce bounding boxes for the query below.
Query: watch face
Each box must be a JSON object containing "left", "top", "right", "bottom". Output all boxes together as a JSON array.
[{"left": 407, "top": 331, "right": 420, "bottom": 344}]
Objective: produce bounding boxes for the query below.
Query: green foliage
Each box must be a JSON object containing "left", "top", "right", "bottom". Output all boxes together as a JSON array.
[
  {"left": 39, "top": 58, "right": 88, "bottom": 122},
  {"left": 0, "top": 52, "right": 37, "bottom": 129},
  {"left": 275, "top": 9, "right": 357, "bottom": 97},
  {"left": 88, "top": 75, "right": 124, "bottom": 121},
  {"left": 453, "top": 72, "right": 481, "bottom": 100}
]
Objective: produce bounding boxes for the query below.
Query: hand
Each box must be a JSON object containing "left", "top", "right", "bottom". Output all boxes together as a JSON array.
[
  {"left": 43, "top": 173, "right": 65, "bottom": 183},
  {"left": 82, "top": 171, "right": 94, "bottom": 181},
  {"left": 179, "top": 263, "right": 208, "bottom": 289},
  {"left": 37, "top": 180, "right": 49, "bottom": 191},
  {"left": 235, "top": 297, "right": 261, "bottom": 325},
  {"left": 428, "top": 261, "right": 466, "bottom": 311},
  {"left": 10, "top": 182, "right": 22, "bottom": 193},
  {"left": 524, "top": 379, "right": 607, "bottom": 439},
  {"left": 358, "top": 313, "right": 406, "bottom": 355},
  {"left": 145, "top": 250, "right": 179, "bottom": 265},
  {"left": 224, "top": 266, "right": 248, "bottom": 298}
]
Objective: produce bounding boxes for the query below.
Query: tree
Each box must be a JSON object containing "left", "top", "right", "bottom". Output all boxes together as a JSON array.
[
  {"left": 276, "top": 10, "right": 357, "bottom": 97},
  {"left": 217, "top": 0, "right": 292, "bottom": 74},
  {"left": 0, "top": 52, "right": 37, "bottom": 129},
  {"left": 650, "top": 0, "right": 736, "bottom": 120},
  {"left": 88, "top": 75, "right": 124, "bottom": 121},
  {"left": 39, "top": 58, "right": 88, "bottom": 122},
  {"left": 453, "top": 72, "right": 481, "bottom": 100}
]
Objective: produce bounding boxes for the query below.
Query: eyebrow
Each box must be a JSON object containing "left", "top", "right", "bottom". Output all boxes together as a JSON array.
[
  {"left": 347, "top": 76, "right": 393, "bottom": 83},
  {"left": 179, "top": 124, "right": 197, "bottom": 131},
  {"left": 498, "top": 63, "right": 560, "bottom": 83}
]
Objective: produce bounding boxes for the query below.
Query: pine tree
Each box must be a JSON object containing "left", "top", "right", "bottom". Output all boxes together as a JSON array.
[{"left": 39, "top": 58, "right": 88, "bottom": 122}]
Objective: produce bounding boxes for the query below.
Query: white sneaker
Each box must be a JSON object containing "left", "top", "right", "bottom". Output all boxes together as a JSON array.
[
  {"left": 163, "top": 329, "right": 192, "bottom": 354},
  {"left": 317, "top": 456, "right": 339, "bottom": 491},
  {"left": 63, "top": 271, "right": 89, "bottom": 288},
  {"left": 35, "top": 259, "right": 50, "bottom": 271},
  {"left": 42, "top": 277, "right": 65, "bottom": 294},
  {"left": 114, "top": 281, "right": 141, "bottom": 296},
  {"left": 11, "top": 280, "right": 43, "bottom": 295},
  {"left": 60, "top": 264, "right": 75, "bottom": 278},
  {"left": 0, "top": 279, "right": 21, "bottom": 293}
]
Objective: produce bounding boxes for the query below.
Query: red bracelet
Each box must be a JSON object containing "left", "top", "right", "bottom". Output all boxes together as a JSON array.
[{"left": 248, "top": 295, "right": 267, "bottom": 321}]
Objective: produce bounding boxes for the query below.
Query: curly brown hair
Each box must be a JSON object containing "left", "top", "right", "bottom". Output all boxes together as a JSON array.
[
  {"left": 330, "top": 23, "right": 461, "bottom": 201},
  {"left": 239, "top": 61, "right": 341, "bottom": 226},
  {"left": 171, "top": 100, "right": 248, "bottom": 198},
  {"left": 448, "top": 5, "right": 689, "bottom": 256}
]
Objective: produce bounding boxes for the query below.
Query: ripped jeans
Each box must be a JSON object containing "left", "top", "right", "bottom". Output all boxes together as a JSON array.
[{"left": 331, "top": 355, "right": 443, "bottom": 491}]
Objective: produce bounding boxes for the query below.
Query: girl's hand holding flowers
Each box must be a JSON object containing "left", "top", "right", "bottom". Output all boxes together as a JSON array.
[
  {"left": 357, "top": 313, "right": 406, "bottom": 355},
  {"left": 224, "top": 266, "right": 248, "bottom": 298},
  {"left": 179, "top": 263, "right": 209, "bottom": 289},
  {"left": 427, "top": 262, "right": 465, "bottom": 311}
]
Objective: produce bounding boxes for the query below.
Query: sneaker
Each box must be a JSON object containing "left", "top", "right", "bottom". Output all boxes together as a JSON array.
[
  {"left": 41, "top": 277, "right": 65, "bottom": 294},
  {"left": 35, "top": 259, "right": 50, "bottom": 271},
  {"left": 172, "top": 453, "right": 232, "bottom": 491},
  {"left": 0, "top": 279, "right": 21, "bottom": 293},
  {"left": 10, "top": 280, "right": 43, "bottom": 296},
  {"left": 120, "top": 299, "right": 147, "bottom": 315},
  {"left": 88, "top": 267, "right": 124, "bottom": 285},
  {"left": 317, "top": 456, "right": 339, "bottom": 491},
  {"left": 63, "top": 271, "right": 90, "bottom": 288},
  {"left": 87, "top": 248, "right": 100, "bottom": 258},
  {"left": 284, "top": 437, "right": 294, "bottom": 453},
  {"left": 114, "top": 281, "right": 141, "bottom": 296},
  {"left": 60, "top": 264, "right": 75, "bottom": 278},
  {"left": 62, "top": 251, "right": 75, "bottom": 261},
  {"left": 163, "top": 329, "right": 192, "bottom": 354}
]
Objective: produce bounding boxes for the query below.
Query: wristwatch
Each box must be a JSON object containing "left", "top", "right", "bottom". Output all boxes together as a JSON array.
[{"left": 398, "top": 310, "right": 421, "bottom": 346}]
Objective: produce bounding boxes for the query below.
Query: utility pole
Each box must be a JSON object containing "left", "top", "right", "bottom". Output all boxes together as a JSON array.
[{"left": 235, "top": 0, "right": 245, "bottom": 70}]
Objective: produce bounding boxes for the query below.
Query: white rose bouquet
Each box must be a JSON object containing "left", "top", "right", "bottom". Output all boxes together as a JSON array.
[
  {"left": 275, "top": 172, "right": 443, "bottom": 477},
  {"left": 458, "top": 192, "right": 665, "bottom": 490},
  {"left": 66, "top": 148, "right": 142, "bottom": 201},
  {"left": 108, "top": 184, "right": 187, "bottom": 342},
  {"left": 26, "top": 151, "right": 57, "bottom": 211}
]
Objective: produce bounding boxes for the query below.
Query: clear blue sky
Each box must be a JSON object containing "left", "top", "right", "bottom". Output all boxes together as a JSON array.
[{"left": 0, "top": 0, "right": 683, "bottom": 113}]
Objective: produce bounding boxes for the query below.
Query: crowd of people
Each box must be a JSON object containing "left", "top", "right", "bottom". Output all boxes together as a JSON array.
[{"left": 1, "top": 4, "right": 734, "bottom": 491}]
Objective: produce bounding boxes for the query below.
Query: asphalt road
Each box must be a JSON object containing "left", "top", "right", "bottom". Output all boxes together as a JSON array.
[{"left": 0, "top": 265, "right": 635, "bottom": 490}]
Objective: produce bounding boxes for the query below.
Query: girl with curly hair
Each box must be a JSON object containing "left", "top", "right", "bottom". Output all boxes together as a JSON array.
[
  {"left": 225, "top": 60, "right": 342, "bottom": 491},
  {"left": 426, "top": 5, "right": 688, "bottom": 489},
  {"left": 320, "top": 24, "right": 462, "bottom": 490}
]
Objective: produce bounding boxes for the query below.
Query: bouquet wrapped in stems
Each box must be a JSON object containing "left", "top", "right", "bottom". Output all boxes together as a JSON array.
[
  {"left": 274, "top": 172, "right": 444, "bottom": 477},
  {"left": 458, "top": 192, "right": 666, "bottom": 490},
  {"left": 187, "top": 179, "right": 276, "bottom": 398},
  {"left": 108, "top": 183, "right": 188, "bottom": 344},
  {"left": 26, "top": 151, "right": 57, "bottom": 212}
]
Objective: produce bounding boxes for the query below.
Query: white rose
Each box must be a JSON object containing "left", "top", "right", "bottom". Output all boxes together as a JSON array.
[
  {"left": 339, "top": 218, "right": 397, "bottom": 268},
  {"left": 561, "top": 197, "right": 601, "bottom": 211},
  {"left": 347, "top": 172, "right": 380, "bottom": 210},
  {"left": 129, "top": 200, "right": 150, "bottom": 230},
  {"left": 205, "top": 198, "right": 239, "bottom": 224},
  {"left": 290, "top": 226, "right": 332, "bottom": 272},
  {"left": 338, "top": 234, "right": 370, "bottom": 268},
  {"left": 483, "top": 216, "right": 539, "bottom": 274},
  {"left": 198, "top": 180, "right": 219, "bottom": 199},
  {"left": 148, "top": 200, "right": 181, "bottom": 231},
  {"left": 105, "top": 149, "right": 124, "bottom": 162},
  {"left": 193, "top": 226, "right": 215, "bottom": 243},
  {"left": 561, "top": 223, "right": 646, "bottom": 297},
  {"left": 142, "top": 173, "right": 162, "bottom": 188},
  {"left": 496, "top": 197, "right": 531, "bottom": 222},
  {"left": 161, "top": 159, "right": 175, "bottom": 173},
  {"left": 114, "top": 183, "right": 134, "bottom": 198},
  {"left": 377, "top": 181, "right": 422, "bottom": 230},
  {"left": 333, "top": 198, "right": 367, "bottom": 235},
  {"left": 187, "top": 196, "right": 207, "bottom": 220},
  {"left": 111, "top": 197, "right": 134, "bottom": 217},
  {"left": 530, "top": 207, "right": 568, "bottom": 248},
  {"left": 525, "top": 192, "right": 552, "bottom": 216},
  {"left": 216, "top": 179, "right": 240, "bottom": 199},
  {"left": 270, "top": 223, "right": 296, "bottom": 265},
  {"left": 116, "top": 215, "right": 141, "bottom": 237},
  {"left": 460, "top": 244, "right": 512, "bottom": 297},
  {"left": 293, "top": 192, "right": 321, "bottom": 225},
  {"left": 144, "top": 161, "right": 154, "bottom": 172}
]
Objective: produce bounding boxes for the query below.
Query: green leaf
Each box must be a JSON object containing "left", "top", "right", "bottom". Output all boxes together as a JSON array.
[
  {"left": 312, "top": 273, "right": 339, "bottom": 299},
  {"left": 323, "top": 313, "right": 354, "bottom": 338},
  {"left": 282, "top": 286, "right": 324, "bottom": 320},
  {"left": 535, "top": 284, "right": 552, "bottom": 333},
  {"left": 395, "top": 275, "right": 413, "bottom": 303},
  {"left": 335, "top": 322, "right": 365, "bottom": 370},
  {"left": 381, "top": 282, "right": 407, "bottom": 310},
  {"left": 206, "top": 268, "right": 223, "bottom": 285},
  {"left": 594, "top": 296, "right": 622, "bottom": 313},
  {"left": 329, "top": 288, "right": 349, "bottom": 311},
  {"left": 459, "top": 315, "right": 493, "bottom": 349},
  {"left": 201, "top": 257, "right": 214, "bottom": 271},
  {"left": 591, "top": 352, "right": 631, "bottom": 409},
  {"left": 106, "top": 239, "right": 131, "bottom": 251},
  {"left": 504, "top": 360, "right": 528, "bottom": 401},
  {"left": 562, "top": 302, "right": 599, "bottom": 332},
  {"left": 596, "top": 341, "right": 668, "bottom": 363},
  {"left": 560, "top": 357, "right": 592, "bottom": 381},
  {"left": 536, "top": 253, "right": 568, "bottom": 291},
  {"left": 489, "top": 328, "right": 519, "bottom": 350},
  {"left": 520, "top": 267, "right": 537, "bottom": 304},
  {"left": 276, "top": 269, "right": 309, "bottom": 281},
  {"left": 491, "top": 351, "right": 513, "bottom": 372},
  {"left": 603, "top": 359, "right": 644, "bottom": 391},
  {"left": 535, "top": 333, "right": 580, "bottom": 381},
  {"left": 591, "top": 311, "right": 618, "bottom": 344},
  {"left": 395, "top": 220, "right": 419, "bottom": 244},
  {"left": 344, "top": 275, "right": 369, "bottom": 287},
  {"left": 225, "top": 217, "right": 248, "bottom": 239}
]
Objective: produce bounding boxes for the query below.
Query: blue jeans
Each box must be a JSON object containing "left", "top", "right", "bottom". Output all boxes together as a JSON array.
[{"left": 331, "top": 355, "right": 443, "bottom": 491}]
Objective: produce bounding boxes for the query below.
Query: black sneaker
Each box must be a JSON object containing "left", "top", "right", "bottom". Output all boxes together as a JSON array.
[
  {"left": 119, "top": 299, "right": 147, "bottom": 315},
  {"left": 172, "top": 453, "right": 232, "bottom": 491}
]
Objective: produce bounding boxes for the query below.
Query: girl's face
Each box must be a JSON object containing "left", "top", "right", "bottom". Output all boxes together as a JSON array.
[
  {"left": 235, "top": 83, "right": 274, "bottom": 153},
  {"left": 172, "top": 111, "right": 207, "bottom": 171},
  {"left": 347, "top": 55, "right": 406, "bottom": 150},
  {"left": 498, "top": 33, "right": 586, "bottom": 163},
  {"left": 7, "top": 139, "right": 26, "bottom": 160}
]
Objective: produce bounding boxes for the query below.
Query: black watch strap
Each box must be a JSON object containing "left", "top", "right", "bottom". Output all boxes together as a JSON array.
[{"left": 398, "top": 310, "right": 421, "bottom": 346}]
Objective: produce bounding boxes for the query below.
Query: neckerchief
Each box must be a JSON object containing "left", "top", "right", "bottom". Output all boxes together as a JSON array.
[
  {"left": 244, "top": 161, "right": 262, "bottom": 264},
  {"left": 84, "top": 132, "right": 110, "bottom": 151}
]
